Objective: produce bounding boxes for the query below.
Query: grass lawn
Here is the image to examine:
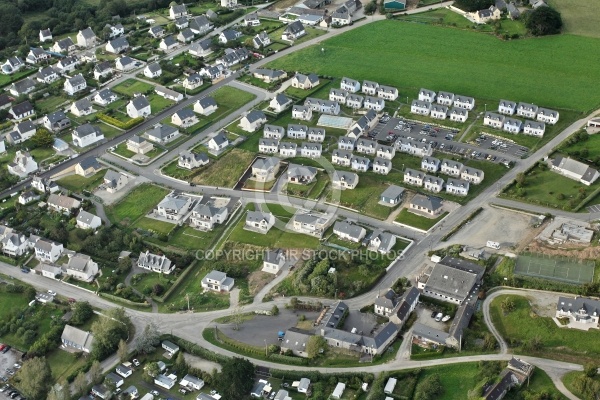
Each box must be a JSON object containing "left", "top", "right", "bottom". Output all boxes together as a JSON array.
[
  {"left": 192, "top": 149, "right": 255, "bottom": 188},
  {"left": 112, "top": 142, "right": 136, "bottom": 159},
  {"left": 112, "top": 78, "right": 155, "bottom": 97},
  {"left": 46, "top": 349, "right": 89, "bottom": 381},
  {"left": 168, "top": 224, "right": 227, "bottom": 251},
  {"left": 269, "top": 26, "right": 326, "bottom": 45},
  {"left": 106, "top": 184, "right": 169, "bottom": 226},
  {"left": 133, "top": 217, "right": 177, "bottom": 235},
  {"left": 283, "top": 171, "right": 329, "bottom": 200},
  {"left": 328, "top": 174, "right": 398, "bottom": 220},
  {"left": 57, "top": 171, "right": 106, "bottom": 192},
  {"left": 35, "top": 94, "right": 70, "bottom": 114},
  {"left": 547, "top": 0, "right": 600, "bottom": 38},
  {"left": 162, "top": 158, "right": 199, "bottom": 180},
  {"left": 395, "top": 208, "right": 448, "bottom": 231},
  {"left": 29, "top": 146, "right": 56, "bottom": 162},
  {"left": 490, "top": 294, "right": 600, "bottom": 363},
  {"left": 562, "top": 371, "right": 599, "bottom": 400},
  {"left": 267, "top": 21, "right": 600, "bottom": 112},
  {"left": 212, "top": 85, "right": 257, "bottom": 111},
  {"left": 0, "top": 68, "right": 36, "bottom": 88},
  {"left": 0, "top": 291, "right": 30, "bottom": 322},
  {"left": 148, "top": 94, "right": 174, "bottom": 114},
  {"left": 237, "top": 74, "right": 279, "bottom": 90},
  {"left": 97, "top": 122, "right": 124, "bottom": 139}
]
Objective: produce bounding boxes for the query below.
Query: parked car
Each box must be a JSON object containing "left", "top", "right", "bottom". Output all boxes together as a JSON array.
[
  {"left": 47, "top": 290, "right": 56, "bottom": 296},
  {"left": 133, "top": 359, "right": 140, "bottom": 367},
  {"left": 430, "top": 311, "right": 437, "bottom": 318},
  {"left": 434, "top": 313, "right": 443, "bottom": 322}
]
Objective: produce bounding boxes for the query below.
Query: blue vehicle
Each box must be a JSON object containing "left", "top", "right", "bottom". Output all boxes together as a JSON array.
[{"left": 20, "top": 268, "right": 29, "bottom": 273}]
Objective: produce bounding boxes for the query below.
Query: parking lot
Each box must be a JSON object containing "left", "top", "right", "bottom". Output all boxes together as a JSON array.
[
  {"left": 370, "top": 116, "right": 519, "bottom": 163},
  {"left": 0, "top": 348, "right": 23, "bottom": 400},
  {"left": 474, "top": 134, "right": 529, "bottom": 159}
]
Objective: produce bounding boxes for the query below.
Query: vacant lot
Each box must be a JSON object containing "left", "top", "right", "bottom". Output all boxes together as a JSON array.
[
  {"left": 192, "top": 149, "right": 255, "bottom": 188},
  {"left": 112, "top": 79, "right": 154, "bottom": 97},
  {"left": 268, "top": 21, "right": 600, "bottom": 112},
  {"left": 57, "top": 171, "right": 106, "bottom": 192},
  {"left": 107, "top": 184, "right": 169, "bottom": 226},
  {"left": 395, "top": 209, "right": 448, "bottom": 231}
]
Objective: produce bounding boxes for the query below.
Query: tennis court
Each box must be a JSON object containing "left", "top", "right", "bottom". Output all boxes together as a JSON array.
[
  {"left": 317, "top": 115, "right": 353, "bottom": 129},
  {"left": 515, "top": 253, "right": 595, "bottom": 284}
]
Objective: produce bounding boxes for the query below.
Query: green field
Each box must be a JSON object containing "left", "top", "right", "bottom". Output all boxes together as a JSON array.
[
  {"left": 148, "top": 94, "right": 174, "bottom": 114},
  {"left": 267, "top": 21, "right": 600, "bottom": 112},
  {"left": 395, "top": 208, "right": 448, "bottom": 231},
  {"left": 547, "top": 0, "right": 600, "bottom": 38},
  {"left": 57, "top": 171, "right": 106, "bottom": 192},
  {"left": 212, "top": 85, "right": 257, "bottom": 110},
  {"left": 490, "top": 294, "right": 600, "bottom": 363},
  {"left": 112, "top": 79, "right": 155, "bottom": 97},
  {"left": 192, "top": 149, "right": 255, "bottom": 188},
  {"left": 107, "top": 184, "right": 169, "bottom": 226},
  {"left": 134, "top": 217, "right": 176, "bottom": 235},
  {"left": 46, "top": 349, "right": 88, "bottom": 381}
]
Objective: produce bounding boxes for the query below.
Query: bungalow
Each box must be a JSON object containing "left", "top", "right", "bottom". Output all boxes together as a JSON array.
[
  {"left": 287, "top": 164, "right": 317, "bottom": 184},
  {"left": 291, "top": 73, "right": 320, "bottom": 89},
  {"left": 378, "top": 85, "right": 399, "bottom": 101},
  {"left": 171, "top": 108, "right": 199, "bottom": 128},
  {"left": 251, "top": 156, "right": 280, "bottom": 182},
  {"left": 75, "top": 157, "right": 102, "bottom": 177},
  {"left": 299, "top": 142, "right": 322, "bottom": 158},
  {"left": 178, "top": 151, "right": 209, "bottom": 169},
  {"left": 126, "top": 95, "right": 151, "bottom": 118},
  {"left": 9, "top": 78, "right": 36, "bottom": 97},
  {"left": 52, "top": 37, "right": 76, "bottom": 53},
  {"left": 219, "top": 29, "right": 242, "bottom": 44},
  {"left": 254, "top": 68, "right": 287, "bottom": 83},
  {"left": 551, "top": 156, "right": 600, "bottom": 186},
  {"left": 76, "top": 27, "right": 97, "bottom": 48},
  {"left": 418, "top": 88, "right": 436, "bottom": 103},
  {"left": 190, "top": 203, "right": 228, "bottom": 231},
  {"left": 498, "top": 100, "right": 517, "bottom": 115},
  {"left": 103, "top": 170, "right": 128, "bottom": 192},
  {"left": 404, "top": 168, "right": 425, "bottom": 187},
  {"left": 71, "top": 98, "right": 94, "bottom": 117},
  {"left": 94, "top": 88, "right": 118, "bottom": 106},
  {"left": 72, "top": 123, "right": 104, "bottom": 147},
  {"left": 454, "top": 95, "right": 475, "bottom": 110},
  {"left": 331, "top": 149, "right": 352, "bottom": 167},
  {"left": 201, "top": 270, "right": 235, "bottom": 292},
  {"left": 461, "top": 167, "right": 485, "bottom": 184},
  {"left": 362, "top": 80, "right": 379, "bottom": 95},
  {"left": 208, "top": 131, "right": 229, "bottom": 152},
  {"left": 503, "top": 117, "right": 522, "bottom": 133},
  {"left": 105, "top": 37, "right": 129, "bottom": 54},
  {"left": 340, "top": 77, "right": 361, "bottom": 93},
  {"left": 138, "top": 250, "right": 174, "bottom": 274},
  {"left": 253, "top": 31, "right": 271, "bottom": 49},
  {"left": 36, "top": 66, "right": 59, "bottom": 84},
  {"left": 483, "top": 112, "right": 505, "bottom": 129},
  {"left": 8, "top": 156, "right": 36, "bottom": 183},
  {"left": 149, "top": 25, "right": 165, "bottom": 38},
  {"left": 411, "top": 100, "right": 432, "bottom": 116},
  {"left": 75, "top": 209, "right": 102, "bottom": 230},
  {"left": 329, "top": 88, "right": 348, "bottom": 104},
  {"left": 338, "top": 136, "right": 355, "bottom": 151},
  {"left": 291, "top": 104, "right": 312, "bottom": 121},
  {"left": 26, "top": 48, "right": 50, "bottom": 64},
  {"left": 240, "top": 110, "right": 267, "bottom": 132},
  {"left": 143, "top": 124, "right": 180, "bottom": 144},
  {"left": 245, "top": 211, "right": 275, "bottom": 233},
  {"left": 126, "top": 135, "right": 154, "bottom": 154},
  {"left": 345, "top": 94, "right": 364, "bottom": 109},
  {"left": 282, "top": 21, "right": 306, "bottom": 41},
  {"left": 372, "top": 157, "right": 392, "bottom": 175},
  {"left": 307, "top": 127, "right": 326, "bottom": 142},
  {"left": 177, "top": 28, "right": 195, "bottom": 43},
  {"left": 194, "top": 96, "right": 218, "bottom": 115},
  {"left": 421, "top": 156, "right": 440, "bottom": 172},
  {"left": 351, "top": 155, "right": 370, "bottom": 172},
  {"left": 423, "top": 175, "right": 444, "bottom": 193},
  {"left": 536, "top": 108, "right": 559, "bottom": 124},
  {"left": 523, "top": 120, "right": 545, "bottom": 137},
  {"left": 304, "top": 97, "right": 340, "bottom": 115},
  {"left": 356, "top": 137, "right": 377, "bottom": 155},
  {"left": 436, "top": 91, "right": 455, "bottom": 106},
  {"left": 448, "top": 107, "right": 468, "bottom": 122},
  {"left": 264, "top": 124, "right": 285, "bottom": 139},
  {"left": 162, "top": 340, "right": 180, "bottom": 356},
  {"left": 409, "top": 194, "right": 443, "bottom": 216},
  {"left": 270, "top": 94, "right": 293, "bottom": 113},
  {"left": 516, "top": 102, "right": 538, "bottom": 118},
  {"left": 169, "top": 4, "right": 188, "bottom": 19},
  {"left": 155, "top": 375, "right": 177, "bottom": 390},
  {"left": 180, "top": 375, "right": 205, "bottom": 391},
  {"left": 364, "top": 96, "right": 385, "bottom": 111},
  {"left": 116, "top": 365, "right": 133, "bottom": 379},
  {"left": 281, "top": 329, "right": 311, "bottom": 358},
  {"left": 380, "top": 184, "right": 404, "bottom": 206},
  {"left": 43, "top": 111, "right": 71, "bottom": 132},
  {"left": 333, "top": 220, "right": 366, "bottom": 243},
  {"left": 34, "top": 239, "right": 64, "bottom": 262},
  {"left": 259, "top": 138, "right": 279, "bottom": 154},
  {"left": 263, "top": 249, "right": 285, "bottom": 274},
  {"left": 331, "top": 170, "right": 359, "bottom": 189},
  {"left": 155, "top": 86, "right": 183, "bottom": 102},
  {"left": 64, "top": 74, "right": 87, "bottom": 96},
  {"left": 144, "top": 62, "right": 162, "bottom": 78},
  {"left": 430, "top": 104, "right": 448, "bottom": 120},
  {"left": 440, "top": 159, "right": 464, "bottom": 177},
  {"left": 446, "top": 178, "right": 470, "bottom": 196},
  {"left": 39, "top": 28, "right": 52, "bottom": 42},
  {"left": 189, "top": 15, "right": 213, "bottom": 35},
  {"left": 182, "top": 73, "right": 203, "bottom": 90},
  {"left": 61, "top": 325, "right": 94, "bottom": 353}
]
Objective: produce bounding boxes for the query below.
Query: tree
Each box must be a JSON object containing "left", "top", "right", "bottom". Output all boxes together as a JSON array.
[
  {"left": 135, "top": 322, "right": 160, "bottom": 355},
  {"left": 525, "top": 6, "right": 563, "bottom": 36},
  {"left": 47, "top": 382, "right": 69, "bottom": 400},
  {"left": 453, "top": 0, "right": 493, "bottom": 12},
  {"left": 146, "top": 361, "right": 160, "bottom": 377},
  {"left": 73, "top": 371, "right": 88, "bottom": 397},
  {"left": 306, "top": 336, "right": 327, "bottom": 359},
  {"left": 89, "top": 360, "right": 102, "bottom": 384},
  {"left": 413, "top": 374, "right": 444, "bottom": 400},
  {"left": 117, "top": 339, "right": 128, "bottom": 362},
  {"left": 364, "top": 1, "right": 376, "bottom": 14},
  {"left": 173, "top": 352, "right": 188, "bottom": 376},
  {"left": 216, "top": 358, "right": 254, "bottom": 399},
  {"left": 71, "top": 301, "right": 94, "bottom": 325},
  {"left": 515, "top": 172, "right": 526, "bottom": 187},
  {"left": 15, "top": 357, "right": 52, "bottom": 400},
  {"left": 500, "top": 297, "right": 515, "bottom": 313},
  {"left": 584, "top": 361, "right": 599, "bottom": 378},
  {"left": 152, "top": 283, "right": 164, "bottom": 296},
  {"left": 91, "top": 307, "right": 130, "bottom": 360},
  {"left": 271, "top": 305, "right": 279, "bottom": 316},
  {"left": 31, "top": 128, "right": 54, "bottom": 148}
]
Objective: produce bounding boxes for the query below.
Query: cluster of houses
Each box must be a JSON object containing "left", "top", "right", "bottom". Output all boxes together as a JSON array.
[
  {"left": 278, "top": 0, "right": 361, "bottom": 28},
  {"left": 403, "top": 156, "right": 484, "bottom": 196},
  {"left": 251, "top": 377, "right": 311, "bottom": 400},
  {"left": 331, "top": 77, "right": 399, "bottom": 112},
  {"left": 411, "top": 88, "right": 475, "bottom": 123},
  {"left": 484, "top": 100, "right": 559, "bottom": 137}
]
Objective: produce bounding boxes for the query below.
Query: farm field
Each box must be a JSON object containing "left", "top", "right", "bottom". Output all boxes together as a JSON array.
[
  {"left": 547, "top": 0, "right": 600, "bottom": 38},
  {"left": 267, "top": 21, "right": 600, "bottom": 112}
]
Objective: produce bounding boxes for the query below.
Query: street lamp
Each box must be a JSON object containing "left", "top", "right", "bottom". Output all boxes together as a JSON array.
[
  {"left": 484, "top": 104, "right": 487, "bottom": 112},
  {"left": 264, "top": 339, "right": 268, "bottom": 356}
]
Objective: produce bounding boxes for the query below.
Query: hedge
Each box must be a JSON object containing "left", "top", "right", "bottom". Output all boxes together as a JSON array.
[
  {"left": 160, "top": 333, "right": 229, "bottom": 364},
  {"left": 156, "top": 260, "right": 197, "bottom": 303},
  {"left": 97, "top": 113, "right": 143, "bottom": 130}
]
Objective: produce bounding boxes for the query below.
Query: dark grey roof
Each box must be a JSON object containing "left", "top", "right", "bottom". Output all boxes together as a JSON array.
[
  {"left": 333, "top": 220, "right": 365, "bottom": 240},
  {"left": 162, "top": 35, "right": 177, "bottom": 47},
  {"left": 78, "top": 156, "right": 101, "bottom": 171},
  {"left": 146, "top": 62, "right": 161, "bottom": 73},
  {"left": 145, "top": 124, "right": 178, "bottom": 140},
  {"left": 197, "top": 96, "right": 216, "bottom": 108},
  {"left": 412, "top": 322, "right": 449, "bottom": 344},
  {"left": 179, "top": 28, "right": 194, "bottom": 39},
  {"left": 221, "top": 29, "right": 241, "bottom": 41},
  {"left": 484, "top": 371, "right": 518, "bottom": 400},
  {"left": 285, "top": 21, "right": 305, "bottom": 35},
  {"left": 130, "top": 95, "right": 150, "bottom": 110},
  {"left": 46, "top": 110, "right": 68, "bottom": 124},
  {"left": 191, "top": 37, "right": 212, "bottom": 51},
  {"left": 265, "top": 249, "right": 284, "bottom": 264},
  {"left": 211, "top": 131, "right": 228, "bottom": 146},
  {"left": 171, "top": 4, "right": 187, "bottom": 14},
  {"left": 245, "top": 110, "right": 266, "bottom": 123},
  {"left": 190, "top": 15, "right": 211, "bottom": 31},
  {"left": 332, "top": 170, "right": 358, "bottom": 185},
  {"left": 108, "top": 36, "right": 129, "bottom": 49},
  {"left": 73, "top": 123, "right": 101, "bottom": 138},
  {"left": 411, "top": 194, "right": 442, "bottom": 211},
  {"left": 374, "top": 289, "right": 396, "bottom": 309},
  {"left": 557, "top": 296, "right": 600, "bottom": 316},
  {"left": 12, "top": 78, "right": 36, "bottom": 94},
  {"left": 37, "top": 66, "right": 57, "bottom": 79},
  {"left": 149, "top": 26, "right": 165, "bottom": 35},
  {"left": 96, "top": 88, "right": 116, "bottom": 101},
  {"left": 174, "top": 108, "right": 195, "bottom": 120},
  {"left": 79, "top": 27, "right": 96, "bottom": 39},
  {"left": 73, "top": 98, "right": 93, "bottom": 111},
  {"left": 67, "top": 74, "right": 86, "bottom": 86},
  {"left": 56, "top": 37, "right": 74, "bottom": 50},
  {"left": 448, "top": 302, "right": 474, "bottom": 340}
]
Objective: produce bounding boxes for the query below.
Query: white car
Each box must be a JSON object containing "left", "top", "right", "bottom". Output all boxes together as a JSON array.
[
  {"left": 47, "top": 290, "right": 56, "bottom": 296},
  {"left": 434, "top": 312, "right": 443, "bottom": 322},
  {"left": 151, "top": 390, "right": 159, "bottom": 396},
  {"left": 133, "top": 359, "right": 140, "bottom": 367}
]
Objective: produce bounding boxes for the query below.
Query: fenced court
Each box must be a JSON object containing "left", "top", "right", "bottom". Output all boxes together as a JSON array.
[
  {"left": 317, "top": 115, "right": 354, "bottom": 130},
  {"left": 515, "top": 252, "right": 595, "bottom": 284}
]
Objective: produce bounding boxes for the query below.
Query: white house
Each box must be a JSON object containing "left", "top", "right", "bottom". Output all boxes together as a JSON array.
[
  {"left": 171, "top": 108, "right": 198, "bottom": 128},
  {"left": 154, "top": 193, "right": 193, "bottom": 221},
  {"left": 245, "top": 211, "right": 275, "bottom": 234},
  {"left": 94, "top": 88, "right": 118, "bottom": 106},
  {"left": 446, "top": 178, "right": 470, "bottom": 196},
  {"left": 308, "top": 127, "right": 325, "bottom": 142},
  {"left": 39, "top": 28, "right": 52, "bottom": 42},
  {"left": 333, "top": 220, "right": 366, "bottom": 243},
  {"left": 64, "top": 74, "right": 87, "bottom": 96},
  {"left": 259, "top": 138, "right": 279, "bottom": 154},
  {"left": 332, "top": 149, "right": 352, "bottom": 167},
  {"left": 551, "top": 156, "right": 600, "bottom": 186},
  {"left": 194, "top": 96, "right": 218, "bottom": 115},
  {"left": 240, "top": 110, "right": 267, "bottom": 132},
  {"left": 104, "top": 170, "right": 128, "bottom": 193},
  {"left": 8, "top": 151, "right": 38, "bottom": 178},
  {"left": 340, "top": 77, "right": 361, "bottom": 93},
  {"left": 421, "top": 156, "right": 440, "bottom": 172},
  {"left": 36, "top": 66, "right": 59, "bottom": 84},
  {"left": 440, "top": 159, "right": 464, "bottom": 177},
  {"left": 291, "top": 73, "right": 320, "bottom": 90},
  {"left": 523, "top": 120, "right": 545, "bottom": 137},
  {"left": 483, "top": 112, "right": 505, "bottom": 129},
  {"left": 287, "top": 124, "right": 307, "bottom": 140},
  {"left": 364, "top": 96, "right": 385, "bottom": 111},
  {"left": 282, "top": 21, "right": 306, "bottom": 41},
  {"left": 208, "top": 131, "right": 229, "bottom": 152},
  {"left": 70, "top": 98, "right": 94, "bottom": 117},
  {"left": 378, "top": 85, "right": 398, "bottom": 101},
  {"left": 418, "top": 88, "right": 436, "bottom": 102},
  {"left": 430, "top": 104, "right": 448, "bottom": 120},
  {"left": 372, "top": 157, "right": 392, "bottom": 175},
  {"left": 516, "top": 102, "right": 538, "bottom": 118},
  {"left": 423, "top": 175, "right": 444, "bottom": 193},
  {"left": 461, "top": 167, "right": 485, "bottom": 184},
  {"left": 503, "top": 117, "right": 522, "bottom": 133},
  {"left": 105, "top": 37, "right": 129, "bottom": 54},
  {"left": 436, "top": 91, "right": 455, "bottom": 106},
  {"left": 144, "top": 62, "right": 162, "bottom": 78},
  {"left": 453, "top": 95, "right": 475, "bottom": 110},
  {"left": 332, "top": 170, "right": 359, "bottom": 190},
  {"left": 536, "top": 108, "right": 559, "bottom": 124},
  {"left": 126, "top": 95, "right": 151, "bottom": 118},
  {"left": 202, "top": 270, "right": 235, "bottom": 292},
  {"left": 76, "top": 27, "right": 97, "bottom": 48},
  {"left": 169, "top": 4, "right": 188, "bottom": 19},
  {"left": 34, "top": 239, "right": 64, "bottom": 263},
  {"left": 351, "top": 155, "right": 370, "bottom": 172},
  {"left": 76, "top": 210, "right": 102, "bottom": 230},
  {"left": 448, "top": 107, "right": 468, "bottom": 122},
  {"left": 72, "top": 123, "right": 104, "bottom": 147},
  {"left": 264, "top": 125, "right": 285, "bottom": 140},
  {"left": 291, "top": 104, "right": 312, "bottom": 120},
  {"left": 138, "top": 251, "right": 174, "bottom": 274},
  {"left": 178, "top": 151, "right": 209, "bottom": 170},
  {"left": 47, "top": 194, "right": 81, "bottom": 214},
  {"left": 299, "top": 142, "right": 322, "bottom": 158},
  {"left": 270, "top": 94, "right": 293, "bottom": 113},
  {"left": 144, "top": 124, "right": 180, "bottom": 144},
  {"left": 411, "top": 99, "right": 432, "bottom": 116},
  {"left": 115, "top": 56, "right": 135, "bottom": 72},
  {"left": 190, "top": 203, "right": 228, "bottom": 231},
  {"left": 498, "top": 100, "right": 517, "bottom": 115}
]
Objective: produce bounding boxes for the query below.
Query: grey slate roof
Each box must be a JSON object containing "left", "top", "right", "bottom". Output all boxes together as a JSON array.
[
  {"left": 411, "top": 194, "right": 442, "bottom": 211},
  {"left": 197, "top": 96, "right": 217, "bottom": 108},
  {"left": 557, "top": 296, "right": 600, "bottom": 315},
  {"left": 73, "top": 123, "right": 101, "bottom": 138},
  {"left": 245, "top": 110, "right": 266, "bottom": 123},
  {"left": 333, "top": 220, "right": 365, "bottom": 240},
  {"left": 381, "top": 185, "right": 404, "bottom": 200},
  {"left": 130, "top": 95, "right": 150, "bottom": 110}
]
